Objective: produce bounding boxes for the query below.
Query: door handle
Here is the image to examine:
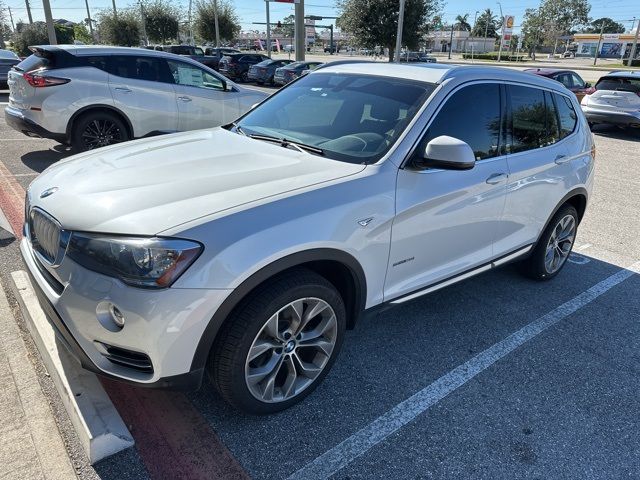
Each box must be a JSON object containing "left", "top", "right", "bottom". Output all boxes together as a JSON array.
[
  {"left": 485, "top": 173, "right": 507, "bottom": 185},
  {"left": 554, "top": 154, "right": 569, "bottom": 164},
  {"left": 178, "top": 96, "right": 192, "bottom": 102},
  {"left": 114, "top": 87, "right": 131, "bottom": 93}
]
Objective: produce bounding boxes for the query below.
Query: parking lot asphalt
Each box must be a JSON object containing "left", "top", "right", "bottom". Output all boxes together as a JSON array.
[{"left": 1, "top": 87, "right": 639, "bottom": 479}]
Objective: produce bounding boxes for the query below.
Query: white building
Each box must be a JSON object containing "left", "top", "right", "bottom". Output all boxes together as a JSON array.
[{"left": 425, "top": 30, "right": 495, "bottom": 53}]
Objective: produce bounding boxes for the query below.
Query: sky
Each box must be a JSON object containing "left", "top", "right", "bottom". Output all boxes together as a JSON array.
[{"left": 3, "top": 0, "right": 640, "bottom": 36}]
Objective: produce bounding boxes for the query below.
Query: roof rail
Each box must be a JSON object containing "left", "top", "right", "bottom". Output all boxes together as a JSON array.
[{"left": 313, "top": 59, "right": 380, "bottom": 71}]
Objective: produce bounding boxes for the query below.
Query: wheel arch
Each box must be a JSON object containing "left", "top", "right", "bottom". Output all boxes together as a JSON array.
[
  {"left": 189, "top": 248, "right": 367, "bottom": 373},
  {"left": 66, "top": 104, "right": 134, "bottom": 142},
  {"left": 536, "top": 187, "right": 588, "bottom": 246}
]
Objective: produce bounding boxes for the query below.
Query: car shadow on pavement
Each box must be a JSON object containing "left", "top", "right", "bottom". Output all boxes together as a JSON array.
[
  {"left": 21, "top": 145, "right": 74, "bottom": 173},
  {"left": 590, "top": 124, "right": 640, "bottom": 141}
]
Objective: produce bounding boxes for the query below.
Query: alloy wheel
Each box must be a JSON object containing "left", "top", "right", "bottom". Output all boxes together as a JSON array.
[
  {"left": 544, "top": 214, "right": 576, "bottom": 274},
  {"left": 245, "top": 297, "right": 338, "bottom": 403},
  {"left": 81, "top": 119, "right": 124, "bottom": 149}
]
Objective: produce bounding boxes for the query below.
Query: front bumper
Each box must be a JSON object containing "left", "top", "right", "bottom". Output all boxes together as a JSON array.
[
  {"left": 5, "top": 106, "right": 67, "bottom": 143},
  {"left": 582, "top": 106, "right": 640, "bottom": 127},
  {"left": 20, "top": 236, "right": 232, "bottom": 390}
]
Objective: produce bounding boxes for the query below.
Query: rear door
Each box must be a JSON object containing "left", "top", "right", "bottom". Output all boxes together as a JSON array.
[
  {"left": 589, "top": 76, "right": 640, "bottom": 113},
  {"left": 107, "top": 55, "right": 178, "bottom": 137},
  {"left": 167, "top": 59, "right": 241, "bottom": 130}
]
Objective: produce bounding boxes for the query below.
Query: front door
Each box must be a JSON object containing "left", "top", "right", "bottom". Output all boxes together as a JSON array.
[
  {"left": 167, "top": 60, "right": 241, "bottom": 131},
  {"left": 385, "top": 83, "right": 509, "bottom": 300}
]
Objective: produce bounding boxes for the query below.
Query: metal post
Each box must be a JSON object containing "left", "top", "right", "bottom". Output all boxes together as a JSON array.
[
  {"left": 265, "top": 0, "right": 271, "bottom": 58},
  {"left": 629, "top": 19, "right": 640, "bottom": 67},
  {"left": 448, "top": 23, "right": 453, "bottom": 59},
  {"left": 84, "top": 0, "right": 94, "bottom": 40},
  {"left": 394, "top": 0, "right": 406, "bottom": 62},
  {"left": 188, "top": 0, "right": 192, "bottom": 44},
  {"left": 496, "top": 2, "right": 503, "bottom": 62},
  {"left": 213, "top": 0, "right": 220, "bottom": 47},
  {"left": 294, "top": 0, "right": 305, "bottom": 61},
  {"left": 42, "top": 0, "right": 56, "bottom": 45},
  {"left": 25, "top": 0, "right": 33, "bottom": 24},
  {"left": 112, "top": 0, "right": 117, "bottom": 18},
  {"left": 484, "top": 17, "right": 489, "bottom": 52},
  {"left": 8, "top": 7, "right": 16, "bottom": 32},
  {"left": 329, "top": 24, "right": 333, "bottom": 54},
  {"left": 594, "top": 20, "right": 604, "bottom": 66}
]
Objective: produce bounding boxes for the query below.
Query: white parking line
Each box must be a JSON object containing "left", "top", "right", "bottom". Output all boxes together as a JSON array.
[
  {"left": 576, "top": 243, "right": 592, "bottom": 251},
  {"left": 288, "top": 260, "right": 640, "bottom": 480}
]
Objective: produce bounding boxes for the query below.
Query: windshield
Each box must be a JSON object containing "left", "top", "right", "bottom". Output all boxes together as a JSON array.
[{"left": 236, "top": 73, "right": 435, "bottom": 164}]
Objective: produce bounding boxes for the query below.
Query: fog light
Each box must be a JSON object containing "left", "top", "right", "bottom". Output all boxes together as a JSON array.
[{"left": 109, "top": 305, "right": 125, "bottom": 328}]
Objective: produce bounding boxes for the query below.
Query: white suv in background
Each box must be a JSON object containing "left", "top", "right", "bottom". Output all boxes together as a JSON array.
[
  {"left": 22, "top": 63, "right": 594, "bottom": 413},
  {"left": 581, "top": 71, "right": 640, "bottom": 129},
  {"left": 5, "top": 45, "right": 267, "bottom": 151}
]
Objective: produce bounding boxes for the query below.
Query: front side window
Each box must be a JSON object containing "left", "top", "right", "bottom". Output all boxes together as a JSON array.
[
  {"left": 167, "top": 60, "right": 224, "bottom": 90},
  {"left": 237, "top": 73, "right": 434, "bottom": 164},
  {"left": 571, "top": 74, "right": 585, "bottom": 88},
  {"left": 555, "top": 93, "right": 578, "bottom": 139},
  {"left": 554, "top": 73, "right": 573, "bottom": 89},
  {"left": 422, "top": 83, "right": 501, "bottom": 161}
]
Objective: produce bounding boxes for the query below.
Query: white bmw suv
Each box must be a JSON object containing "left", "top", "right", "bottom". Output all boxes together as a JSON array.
[
  {"left": 5, "top": 45, "right": 266, "bottom": 151},
  {"left": 22, "top": 63, "right": 594, "bottom": 413}
]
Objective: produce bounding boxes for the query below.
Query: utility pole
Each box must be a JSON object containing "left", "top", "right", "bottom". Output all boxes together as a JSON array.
[
  {"left": 265, "top": 0, "right": 271, "bottom": 58},
  {"left": 594, "top": 19, "right": 604, "bottom": 66},
  {"left": 188, "top": 0, "right": 193, "bottom": 44},
  {"left": 448, "top": 23, "right": 454, "bottom": 59},
  {"left": 294, "top": 0, "right": 304, "bottom": 61},
  {"left": 213, "top": 0, "right": 220, "bottom": 47},
  {"left": 496, "top": 1, "right": 503, "bottom": 62},
  {"left": 394, "top": 0, "right": 406, "bottom": 62},
  {"left": 629, "top": 17, "right": 640, "bottom": 67},
  {"left": 139, "top": 0, "right": 147, "bottom": 46},
  {"left": 8, "top": 7, "right": 16, "bottom": 32},
  {"left": 112, "top": 0, "right": 117, "bottom": 18},
  {"left": 84, "top": 0, "right": 94, "bottom": 41},
  {"left": 42, "top": 0, "right": 56, "bottom": 45},
  {"left": 25, "top": 0, "right": 33, "bottom": 24}
]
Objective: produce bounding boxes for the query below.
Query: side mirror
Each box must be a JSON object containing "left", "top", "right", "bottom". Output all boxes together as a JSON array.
[{"left": 415, "top": 136, "right": 476, "bottom": 170}]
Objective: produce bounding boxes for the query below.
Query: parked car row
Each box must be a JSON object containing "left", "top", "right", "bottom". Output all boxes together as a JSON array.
[
  {"left": 145, "top": 44, "right": 241, "bottom": 71},
  {"left": 0, "top": 49, "right": 21, "bottom": 86},
  {"left": 525, "top": 67, "right": 640, "bottom": 130}
]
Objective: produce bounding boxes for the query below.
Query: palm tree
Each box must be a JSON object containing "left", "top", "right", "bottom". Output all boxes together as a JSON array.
[
  {"left": 454, "top": 14, "right": 471, "bottom": 32},
  {"left": 472, "top": 8, "right": 498, "bottom": 37}
]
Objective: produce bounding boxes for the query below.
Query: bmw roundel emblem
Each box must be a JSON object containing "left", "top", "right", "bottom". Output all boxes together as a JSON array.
[{"left": 40, "top": 187, "right": 59, "bottom": 198}]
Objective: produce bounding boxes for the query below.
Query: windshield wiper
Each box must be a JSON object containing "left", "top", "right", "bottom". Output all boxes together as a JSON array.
[{"left": 248, "top": 133, "right": 324, "bottom": 155}]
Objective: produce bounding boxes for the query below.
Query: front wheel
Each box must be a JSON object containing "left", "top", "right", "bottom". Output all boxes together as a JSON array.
[
  {"left": 519, "top": 204, "right": 578, "bottom": 280},
  {"left": 210, "top": 269, "right": 346, "bottom": 414},
  {"left": 71, "top": 111, "right": 129, "bottom": 152}
]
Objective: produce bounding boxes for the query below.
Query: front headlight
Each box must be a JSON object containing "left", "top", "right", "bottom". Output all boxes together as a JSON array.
[{"left": 67, "top": 233, "right": 203, "bottom": 289}]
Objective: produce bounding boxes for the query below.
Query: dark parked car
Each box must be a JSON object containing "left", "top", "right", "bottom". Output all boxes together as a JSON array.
[
  {"left": 417, "top": 53, "right": 437, "bottom": 63},
  {"left": 524, "top": 68, "right": 592, "bottom": 102},
  {"left": 203, "top": 47, "right": 241, "bottom": 70},
  {"left": 219, "top": 53, "right": 269, "bottom": 82},
  {"left": 0, "top": 49, "right": 20, "bottom": 86},
  {"left": 247, "top": 59, "right": 293, "bottom": 86},
  {"left": 273, "top": 61, "right": 323, "bottom": 86},
  {"left": 158, "top": 45, "right": 219, "bottom": 70}
]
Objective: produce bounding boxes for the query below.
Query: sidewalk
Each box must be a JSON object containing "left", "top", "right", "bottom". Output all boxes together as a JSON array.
[{"left": 0, "top": 283, "right": 77, "bottom": 480}]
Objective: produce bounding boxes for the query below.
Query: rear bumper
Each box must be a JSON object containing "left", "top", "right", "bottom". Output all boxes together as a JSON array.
[
  {"left": 582, "top": 106, "right": 640, "bottom": 127},
  {"left": 4, "top": 106, "right": 67, "bottom": 142}
]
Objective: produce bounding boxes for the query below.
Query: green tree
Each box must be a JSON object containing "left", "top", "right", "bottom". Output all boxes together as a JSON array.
[
  {"left": 454, "top": 14, "right": 471, "bottom": 32},
  {"left": 73, "top": 23, "right": 93, "bottom": 44},
  {"left": 0, "top": 0, "right": 9, "bottom": 49},
  {"left": 521, "top": 0, "right": 590, "bottom": 54},
  {"left": 12, "top": 23, "right": 75, "bottom": 56},
  {"left": 272, "top": 14, "right": 295, "bottom": 39},
  {"left": 97, "top": 10, "right": 141, "bottom": 46},
  {"left": 144, "top": 0, "right": 180, "bottom": 44},
  {"left": 195, "top": 0, "right": 240, "bottom": 43},
  {"left": 582, "top": 17, "right": 625, "bottom": 34},
  {"left": 471, "top": 9, "right": 499, "bottom": 38},
  {"left": 338, "top": 0, "right": 442, "bottom": 62}
]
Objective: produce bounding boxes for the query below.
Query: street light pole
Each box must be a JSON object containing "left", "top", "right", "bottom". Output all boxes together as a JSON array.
[
  {"left": 266, "top": 0, "right": 271, "bottom": 58},
  {"left": 594, "top": 19, "right": 604, "bottom": 66},
  {"left": 394, "top": 0, "right": 406, "bottom": 62},
  {"left": 42, "top": 0, "right": 57, "bottom": 45},
  {"left": 84, "top": 0, "right": 94, "bottom": 40},
  {"left": 629, "top": 16, "right": 640, "bottom": 67},
  {"left": 496, "top": 1, "right": 503, "bottom": 62},
  {"left": 294, "top": 0, "right": 305, "bottom": 61},
  {"left": 213, "top": 0, "right": 220, "bottom": 47}
]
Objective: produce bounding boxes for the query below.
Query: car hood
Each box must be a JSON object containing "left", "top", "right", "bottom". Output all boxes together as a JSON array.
[{"left": 28, "top": 128, "right": 366, "bottom": 235}]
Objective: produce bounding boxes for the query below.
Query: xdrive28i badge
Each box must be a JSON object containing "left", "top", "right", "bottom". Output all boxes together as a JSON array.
[{"left": 40, "top": 187, "right": 59, "bottom": 198}]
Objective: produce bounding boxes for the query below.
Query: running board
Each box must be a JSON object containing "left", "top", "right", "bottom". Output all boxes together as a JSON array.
[{"left": 390, "top": 245, "right": 533, "bottom": 305}]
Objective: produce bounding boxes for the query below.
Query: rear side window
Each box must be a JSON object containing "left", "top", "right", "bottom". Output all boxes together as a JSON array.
[
  {"left": 544, "top": 91, "right": 559, "bottom": 145},
  {"left": 509, "top": 85, "right": 559, "bottom": 153},
  {"left": 108, "top": 56, "right": 173, "bottom": 83},
  {"left": 595, "top": 77, "right": 640, "bottom": 93},
  {"left": 424, "top": 83, "right": 501, "bottom": 160},
  {"left": 84, "top": 56, "right": 109, "bottom": 73},
  {"left": 555, "top": 94, "right": 578, "bottom": 139}
]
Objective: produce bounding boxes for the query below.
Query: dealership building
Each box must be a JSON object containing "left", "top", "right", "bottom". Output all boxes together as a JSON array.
[{"left": 574, "top": 32, "right": 640, "bottom": 58}]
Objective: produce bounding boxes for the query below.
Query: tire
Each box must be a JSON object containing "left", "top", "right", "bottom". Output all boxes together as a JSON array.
[
  {"left": 239, "top": 71, "right": 249, "bottom": 83},
  {"left": 519, "top": 204, "right": 578, "bottom": 280},
  {"left": 71, "top": 111, "right": 130, "bottom": 152},
  {"left": 209, "top": 268, "right": 346, "bottom": 414},
  {"left": 268, "top": 75, "right": 275, "bottom": 87}
]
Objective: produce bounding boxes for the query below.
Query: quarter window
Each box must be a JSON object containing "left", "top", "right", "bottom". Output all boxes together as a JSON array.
[
  {"left": 423, "top": 83, "right": 501, "bottom": 160},
  {"left": 554, "top": 93, "right": 578, "bottom": 139},
  {"left": 167, "top": 60, "right": 224, "bottom": 90}
]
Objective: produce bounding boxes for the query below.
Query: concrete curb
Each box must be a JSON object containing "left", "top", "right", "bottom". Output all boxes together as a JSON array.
[{"left": 10, "top": 270, "right": 134, "bottom": 464}]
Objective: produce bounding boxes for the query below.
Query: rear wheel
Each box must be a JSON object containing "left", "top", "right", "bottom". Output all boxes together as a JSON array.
[
  {"left": 239, "top": 71, "right": 249, "bottom": 83},
  {"left": 519, "top": 204, "right": 578, "bottom": 280},
  {"left": 71, "top": 111, "right": 129, "bottom": 152},
  {"left": 210, "top": 269, "right": 346, "bottom": 414}
]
